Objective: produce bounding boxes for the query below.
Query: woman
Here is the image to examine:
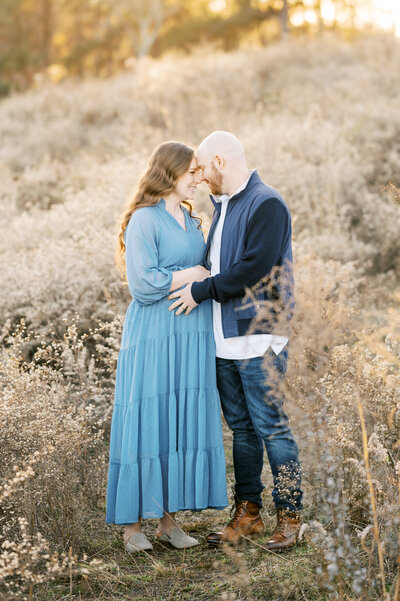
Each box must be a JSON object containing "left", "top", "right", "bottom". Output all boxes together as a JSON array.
[{"left": 106, "top": 141, "right": 228, "bottom": 552}]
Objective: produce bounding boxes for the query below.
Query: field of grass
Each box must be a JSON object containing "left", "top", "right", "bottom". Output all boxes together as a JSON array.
[{"left": 1, "top": 33, "right": 400, "bottom": 600}]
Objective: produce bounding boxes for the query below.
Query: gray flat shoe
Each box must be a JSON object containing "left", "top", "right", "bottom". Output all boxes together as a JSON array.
[
  {"left": 124, "top": 532, "right": 153, "bottom": 553},
  {"left": 157, "top": 526, "right": 199, "bottom": 549}
]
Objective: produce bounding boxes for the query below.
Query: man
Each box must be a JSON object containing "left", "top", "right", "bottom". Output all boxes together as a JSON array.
[{"left": 168, "top": 131, "right": 303, "bottom": 551}]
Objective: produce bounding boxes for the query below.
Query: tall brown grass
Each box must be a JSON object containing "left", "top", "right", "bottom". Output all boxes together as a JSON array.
[{"left": 0, "top": 33, "right": 399, "bottom": 600}]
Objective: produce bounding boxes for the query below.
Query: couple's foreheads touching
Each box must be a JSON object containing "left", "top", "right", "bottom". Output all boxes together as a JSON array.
[{"left": 196, "top": 130, "right": 249, "bottom": 198}]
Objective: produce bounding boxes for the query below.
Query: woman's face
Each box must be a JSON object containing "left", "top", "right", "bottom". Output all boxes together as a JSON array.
[{"left": 174, "top": 156, "right": 200, "bottom": 200}]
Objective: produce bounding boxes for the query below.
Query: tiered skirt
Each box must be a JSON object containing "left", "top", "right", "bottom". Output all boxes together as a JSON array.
[{"left": 106, "top": 298, "right": 228, "bottom": 524}]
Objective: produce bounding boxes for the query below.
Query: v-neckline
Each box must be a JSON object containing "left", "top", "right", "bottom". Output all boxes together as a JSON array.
[{"left": 159, "top": 198, "right": 188, "bottom": 232}]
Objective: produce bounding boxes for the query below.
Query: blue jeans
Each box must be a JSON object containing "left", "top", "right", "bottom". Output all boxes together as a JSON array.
[{"left": 216, "top": 346, "right": 303, "bottom": 512}]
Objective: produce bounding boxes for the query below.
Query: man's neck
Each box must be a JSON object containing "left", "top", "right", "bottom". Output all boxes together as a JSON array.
[{"left": 223, "top": 169, "right": 252, "bottom": 197}]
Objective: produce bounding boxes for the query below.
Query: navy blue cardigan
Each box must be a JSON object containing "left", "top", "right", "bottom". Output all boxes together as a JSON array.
[{"left": 191, "top": 171, "right": 294, "bottom": 339}]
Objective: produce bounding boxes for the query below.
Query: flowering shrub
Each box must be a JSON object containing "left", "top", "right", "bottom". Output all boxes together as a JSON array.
[{"left": 259, "top": 256, "right": 400, "bottom": 599}]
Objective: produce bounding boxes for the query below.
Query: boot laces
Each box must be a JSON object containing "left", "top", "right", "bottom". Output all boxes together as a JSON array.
[
  {"left": 275, "top": 511, "right": 298, "bottom": 534},
  {"left": 275, "top": 515, "right": 287, "bottom": 535},
  {"left": 228, "top": 500, "right": 248, "bottom": 529}
]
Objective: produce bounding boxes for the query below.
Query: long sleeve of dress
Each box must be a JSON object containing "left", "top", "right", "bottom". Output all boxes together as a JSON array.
[{"left": 125, "top": 209, "right": 173, "bottom": 305}]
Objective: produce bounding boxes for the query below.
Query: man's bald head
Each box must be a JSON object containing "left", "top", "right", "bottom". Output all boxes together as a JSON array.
[
  {"left": 196, "top": 131, "right": 249, "bottom": 197},
  {"left": 197, "top": 131, "right": 246, "bottom": 165}
]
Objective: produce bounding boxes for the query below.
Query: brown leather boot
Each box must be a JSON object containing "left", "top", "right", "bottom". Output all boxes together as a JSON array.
[
  {"left": 267, "top": 508, "right": 301, "bottom": 551},
  {"left": 206, "top": 500, "right": 265, "bottom": 546}
]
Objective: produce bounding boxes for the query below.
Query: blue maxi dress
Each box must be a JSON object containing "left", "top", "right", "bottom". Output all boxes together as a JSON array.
[{"left": 106, "top": 199, "right": 228, "bottom": 524}]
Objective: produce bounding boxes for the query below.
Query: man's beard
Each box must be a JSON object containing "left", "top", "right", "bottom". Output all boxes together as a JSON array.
[{"left": 208, "top": 164, "right": 223, "bottom": 196}]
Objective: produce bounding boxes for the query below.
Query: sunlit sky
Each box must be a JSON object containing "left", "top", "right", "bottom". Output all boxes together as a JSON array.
[{"left": 209, "top": 0, "right": 400, "bottom": 37}]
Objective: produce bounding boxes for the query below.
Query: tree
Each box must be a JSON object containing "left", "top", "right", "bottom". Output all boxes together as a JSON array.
[
  {"left": 110, "top": 0, "right": 167, "bottom": 59},
  {"left": 152, "top": 0, "right": 280, "bottom": 55},
  {"left": 0, "top": 0, "right": 385, "bottom": 94},
  {"left": 281, "top": 0, "right": 289, "bottom": 36}
]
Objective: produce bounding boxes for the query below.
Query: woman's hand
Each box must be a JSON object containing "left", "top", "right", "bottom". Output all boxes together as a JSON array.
[
  {"left": 169, "top": 265, "right": 210, "bottom": 292},
  {"left": 191, "top": 265, "right": 210, "bottom": 282}
]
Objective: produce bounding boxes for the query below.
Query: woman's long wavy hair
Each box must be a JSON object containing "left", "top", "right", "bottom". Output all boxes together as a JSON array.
[{"left": 116, "top": 141, "right": 201, "bottom": 279}]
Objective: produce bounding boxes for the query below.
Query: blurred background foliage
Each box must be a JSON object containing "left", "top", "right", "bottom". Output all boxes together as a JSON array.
[{"left": 0, "top": 0, "right": 399, "bottom": 95}]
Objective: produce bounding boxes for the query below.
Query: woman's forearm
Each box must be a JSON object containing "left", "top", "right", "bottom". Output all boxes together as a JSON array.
[{"left": 170, "top": 268, "right": 196, "bottom": 292}]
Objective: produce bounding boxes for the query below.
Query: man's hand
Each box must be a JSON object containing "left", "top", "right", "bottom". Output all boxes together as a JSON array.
[{"left": 168, "top": 284, "right": 198, "bottom": 316}]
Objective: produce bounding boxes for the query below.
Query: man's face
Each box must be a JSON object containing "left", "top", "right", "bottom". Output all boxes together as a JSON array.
[{"left": 197, "top": 153, "right": 224, "bottom": 196}]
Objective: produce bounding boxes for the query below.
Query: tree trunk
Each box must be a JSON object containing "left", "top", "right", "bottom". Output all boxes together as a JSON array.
[
  {"left": 128, "top": 0, "right": 164, "bottom": 59},
  {"left": 281, "top": 0, "right": 289, "bottom": 38},
  {"left": 73, "top": 0, "right": 84, "bottom": 76},
  {"left": 42, "top": 0, "right": 53, "bottom": 68},
  {"left": 315, "top": 0, "right": 324, "bottom": 33},
  {"left": 280, "top": 0, "right": 289, "bottom": 39}
]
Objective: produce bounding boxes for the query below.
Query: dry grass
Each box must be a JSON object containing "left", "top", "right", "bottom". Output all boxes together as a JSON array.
[{"left": 0, "top": 33, "right": 400, "bottom": 600}]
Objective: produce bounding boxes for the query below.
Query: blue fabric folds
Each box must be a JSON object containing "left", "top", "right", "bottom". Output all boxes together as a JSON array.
[{"left": 106, "top": 202, "right": 228, "bottom": 524}]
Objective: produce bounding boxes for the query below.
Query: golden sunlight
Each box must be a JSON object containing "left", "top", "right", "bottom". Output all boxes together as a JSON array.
[
  {"left": 296, "top": 0, "right": 400, "bottom": 36},
  {"left": 320, "top": 1, "right": 336, "bottom": 26},
  {"left": 209, "top": 0, "right": 227, "bottom": 13},
  {"left": 378, "top": 0, "right": 400, "bottom": 37}
]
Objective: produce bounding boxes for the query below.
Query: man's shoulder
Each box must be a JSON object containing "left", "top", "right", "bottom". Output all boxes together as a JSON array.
[{"left": 248, "top": 181, "right": 289, "bottom": 215}]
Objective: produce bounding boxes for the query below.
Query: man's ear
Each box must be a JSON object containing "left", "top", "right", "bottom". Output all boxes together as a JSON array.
[{"left": 214, "top": 154, "right": 225, "bottom": 170}]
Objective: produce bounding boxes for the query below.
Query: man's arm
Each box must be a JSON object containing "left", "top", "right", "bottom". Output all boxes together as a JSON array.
[{"left": 191, "top": 198, "right": 290, "bottom": 304}]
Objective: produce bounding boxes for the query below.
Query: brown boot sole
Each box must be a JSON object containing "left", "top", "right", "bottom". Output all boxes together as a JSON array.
[
  {"left": 266, "top": 539, "right": 299, "bottom": 553},
  {"left": 207, "top": 530, "right": 265, "bottom": 547}
]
